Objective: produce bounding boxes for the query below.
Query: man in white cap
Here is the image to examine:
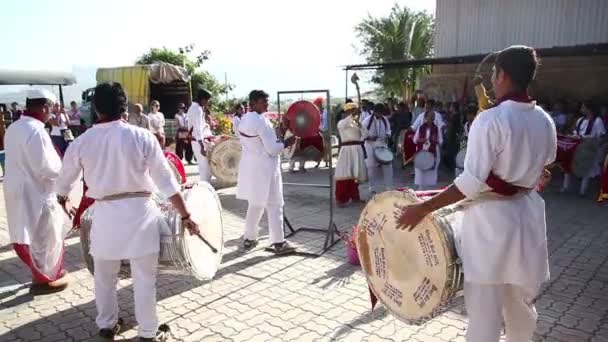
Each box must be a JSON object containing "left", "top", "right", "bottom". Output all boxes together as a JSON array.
[{"left": 4, "top": 88, "right": 69, "bottom": 294}]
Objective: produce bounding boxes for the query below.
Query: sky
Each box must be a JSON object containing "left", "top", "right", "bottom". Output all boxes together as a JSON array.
[{"left": 0, "top": 0, "right": 435, "bottom": 104}]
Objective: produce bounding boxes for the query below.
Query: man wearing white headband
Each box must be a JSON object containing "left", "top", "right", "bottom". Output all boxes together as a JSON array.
[{"left": 4, "top": 88, "right": 69, "bottom": 294}]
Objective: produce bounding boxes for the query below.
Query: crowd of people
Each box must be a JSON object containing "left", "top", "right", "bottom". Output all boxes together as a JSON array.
[{"left": 328, "top": 90, "right": 608, "bottom": 201}]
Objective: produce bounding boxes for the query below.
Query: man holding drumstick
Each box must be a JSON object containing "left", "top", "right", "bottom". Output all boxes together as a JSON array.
[
  {"left": 56, "top": 83, "right": 199, "bottom": 341},
  {"left": 398, "top": 46, "right": 556, "bottom": 342}
]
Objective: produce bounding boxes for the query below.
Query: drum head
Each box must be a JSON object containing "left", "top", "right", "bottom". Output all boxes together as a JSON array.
[
  {"left": 572, "top": 138, "right": 600, "bottom": 178},
  {"left": 374, "top": 146, "right": 394, "bottom": 164},
  {"left": 181, "top": 182, "right": 223, "bottom": 280},
  {"left": 356, "top": 190, "right": 459, "bottom": 323},
  {"left": 285, "top": 100, "right": 321, "bottom": 138},
  {"left": 455, "top": 149, "right": 466, "bottom": 169},
  {"left": 414, "top": 151, "right": 435, "bottom": 171},
  {"left": 208, "top": 138, "right": 242, "bottom": 185}
]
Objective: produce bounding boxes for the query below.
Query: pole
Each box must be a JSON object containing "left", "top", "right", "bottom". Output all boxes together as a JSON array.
[
  {"left": 224, "top": 72, "right": 229, "bottom": 103},
  {"left": 59, "top": 85, "right": 65, "bottom": 107}
]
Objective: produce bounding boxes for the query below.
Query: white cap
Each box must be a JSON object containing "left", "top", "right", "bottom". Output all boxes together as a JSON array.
[{"left": 26, "top": 88, "right": 57, "bottom": 104}]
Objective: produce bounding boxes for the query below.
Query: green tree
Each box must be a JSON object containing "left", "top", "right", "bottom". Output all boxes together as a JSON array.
[
  {"left": 136, "top": 45, "right": 233, "bottom": 111},
  {"left": 355, "top": 4, "right": 434, "bottom": 99}
]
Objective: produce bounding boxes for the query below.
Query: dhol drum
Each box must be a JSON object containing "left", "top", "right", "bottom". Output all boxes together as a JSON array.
[
  {"left": 208, "top": 137, "right": 242, "bottom": 186},
  {"left": 374, "top": 145, "right": 394, "bottom": 165},
  {"left": 455, "top": 149, "right": 466, "bottom": 169},
  {"left": 356, "top": 190, "right": 463, "bottom": 324},
  {"left": 414, "top": 151, "right": 435, "bottom": 171},
  {"left": 79, "top": 182, "right": 224, "bottom": 280}
]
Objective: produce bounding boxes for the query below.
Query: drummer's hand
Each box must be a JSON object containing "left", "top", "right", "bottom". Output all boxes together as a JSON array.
[
  {"left": 537, "top": 168, "right": 552, "bottom": 192},
  {"left": 397, "top": 202, "right": 431, "bottom": 232},
  {"left": 182, "top": 217, "right": 200, "bottom": 235}
]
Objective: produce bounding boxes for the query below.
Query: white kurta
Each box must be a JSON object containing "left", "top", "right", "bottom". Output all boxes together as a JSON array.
[
  {"left": 148, "top": 112, "right": 165, "bottom": 135},
  {"left": 56, "top": 121, "right": 180, "bottom": 260},
  {"left": 362, "top": 115, "right": 391, "bottom": 165},
  {"left": 187, "top": 102, "right": 213, "bottom": 181},
  {"left": 236, "top": 112, "right": 285, "bottom": 206},
  {"left": 411, "top": 111, "right": 445, "bottom": 131},
  {"left": 4, "top": 116, "right": 67, "bottom": 276},
  {"left": 232, "top": 115, "right": 242, "bottom": 139},
  {"left": 413, "top": 124, "right": 443, "bottom": 187},
  {"left": 454, "top": 100, "right": 557, "bottom": 288},
  {"left": 335, "top": 115, "right": 367, "bottom": 183},
  {"left": 573, "top": 116, "right": 607, "bottom": 178}
]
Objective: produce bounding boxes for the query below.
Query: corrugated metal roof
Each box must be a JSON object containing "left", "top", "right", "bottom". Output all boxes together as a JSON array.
[{"left": 435, "top": 0, "right": 608, "bottom": 58}]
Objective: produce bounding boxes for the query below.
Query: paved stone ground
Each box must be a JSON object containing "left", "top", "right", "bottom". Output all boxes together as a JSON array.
[{"left": 1, "top": 160, "right": 607, "bottom": 341}]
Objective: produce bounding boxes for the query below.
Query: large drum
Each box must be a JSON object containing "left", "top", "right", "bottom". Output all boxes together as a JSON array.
[
  {"left": 414, "top": 151, "right": 435, "bottom": 171},
  {"left": 374, "top": 145, "right": 394, "bottom": 165},
  {"left": 208, "top": 137, "right": 241, "bottom": 186},
  {"left": 356, "top": 190, "right": 463, "bottom": 324},
  {"left": 79, "top": 182, "right": 224, "bottom": 281}
]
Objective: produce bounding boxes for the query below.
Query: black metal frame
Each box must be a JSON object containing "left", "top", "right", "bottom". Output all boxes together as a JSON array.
[{"left": 277, "top": 89, "right": 339, "bottom": 256}]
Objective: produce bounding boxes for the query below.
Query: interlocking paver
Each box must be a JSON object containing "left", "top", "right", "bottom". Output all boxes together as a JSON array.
[{"left": 1, "top": 164, "right": 608, "bottom": 341}]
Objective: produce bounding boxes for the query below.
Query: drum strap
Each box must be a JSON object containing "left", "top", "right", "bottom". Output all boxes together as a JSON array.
[
  {"left": 340, "top": 141, "right": 367, "bottom": 158},
  {"left": 97, "top": 192, "right": 152, "bottom": 201}
]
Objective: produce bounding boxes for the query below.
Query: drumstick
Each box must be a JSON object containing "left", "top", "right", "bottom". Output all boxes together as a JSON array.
[{"left": 196, "top": 233, "right": 218, "bottom": 253}]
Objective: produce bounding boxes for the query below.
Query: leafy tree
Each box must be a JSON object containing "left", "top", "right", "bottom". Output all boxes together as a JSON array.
[
  {"left": 136, "top": 45, "right": 233, "bottom": 111},
  {"left": 355, "top": 4, "right": 434, "bottom": 99}
]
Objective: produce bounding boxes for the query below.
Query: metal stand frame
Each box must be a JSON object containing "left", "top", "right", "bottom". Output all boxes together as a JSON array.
[{"left": 277, "top": 89, "right": 339, "bottom": 256}]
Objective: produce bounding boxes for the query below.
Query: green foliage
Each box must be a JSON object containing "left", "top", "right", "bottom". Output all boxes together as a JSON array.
[
  {"left": 355, "top": 4, "right": 434, "bottom": 98},
  {"left": 135, "top": 45, "right": 233, "bottom": 111}
]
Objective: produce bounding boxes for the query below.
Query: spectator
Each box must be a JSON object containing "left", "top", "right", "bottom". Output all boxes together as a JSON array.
[
  {"left": 48, "top": 103, "right": 71, "bottom": 156},
  {"left": 551, "top": 101, "right": 568, "bottom": 133},
  {"left": 148, "top": 100, "right": 166, "bottom": 148},
  {"left": 67, "top": 101, "right": 82, "bottom": 135},
  {"left": 389, "top": 102, "right": 412, "bottom": 152},
  {"left": 127, "top": 103, "right": 150, "bottom": 129},
  {"left": 175, "top": 103, "right": 193, "bottom": 164}
]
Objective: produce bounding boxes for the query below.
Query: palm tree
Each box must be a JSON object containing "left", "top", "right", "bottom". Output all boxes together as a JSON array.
[{"left": 355, "top": 4, "right": 434, "bottom": 100}]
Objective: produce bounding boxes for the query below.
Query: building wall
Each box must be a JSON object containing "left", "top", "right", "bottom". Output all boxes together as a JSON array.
[
  {"left": 420, "top": 55, "right": 608, "bottom": 104},
  {"left": 435, "top": 0, "right": 608, "bottom": 57}
]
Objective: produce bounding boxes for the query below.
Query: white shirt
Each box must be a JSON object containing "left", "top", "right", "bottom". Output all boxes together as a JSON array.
[
  {"left": 4, "top": 116, "right": 63, "bottom": 244},
  {"left": 236, "top": 112, "right": 285, "bottom": 206},
  {"left": 232, "top": 115, "right": 242, "bottom": 138},
  {"left": 574, "top": 116, "right": 606, "bottom": 138},
  {"left": 454, "top": 100, "right": 557, "bottom": 288},
  {"left": 148, "top": 111, "right": 165, "bottom": 134},
  {"left": 187, "top": 102, "right": 212, "bottom": 141},
  {"left": 50, "top": 112, "right": 69, "bottom": 136},
  {"left": 411, "top": 111, "right": 445, "bottom": 131},
  {"left": 359, "top": 110, "right": 372, "bottom": 124},
  {"left": 175, "top": 113, "right": 188, "bottom": 129},
  {"left": 362, "top": 115, "right": 391, "bottom": 144},
  {"left": 56, "top": 120, "right": 180, "bottom": 259}
]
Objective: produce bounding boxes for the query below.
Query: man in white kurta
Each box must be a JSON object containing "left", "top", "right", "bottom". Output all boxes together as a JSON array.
[
  {"left": 398, "top": 46, "right": 556, "bottom": 342},
  {"left": 4, "top": 89, "right": 69, "bottom": 294},
  {"left": 411, "top": 99, "right": 446, "bottom": 132},
  {"left": 56, "top": 83, "right": 197, "bottom": 341},
  {"left": 236, "top": 90, "right": 297, "bottom": 254},
  {"left": 362, "top": 105, "right": 393, "bottom": 194},
  {"left": 188, "top": 89, "right": 213, "bottom": 182},
  {"left": 413, "top": 110, "right": 443, "bottom": 190},
  {"left": 335, "top": 103, "right": 367, "bottom": 206},
  {"left": 561, "top": 105, "right": 607, "bottom": 195}
]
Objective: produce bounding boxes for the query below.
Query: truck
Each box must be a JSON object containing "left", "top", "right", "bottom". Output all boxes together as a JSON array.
[{"left": 80, "top": 62, "right": 192, "bottom": 140}]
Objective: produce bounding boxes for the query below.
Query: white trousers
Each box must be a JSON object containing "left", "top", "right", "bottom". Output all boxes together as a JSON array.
[
  {"left": 366, "top": 163, "right": 393, "bottom": 193},
  {"left": 191, "top": 141, "right": 211, "bottom": 182},
  {"left": 562, "top": 173, "right": 590, "bottom": 195},
  {"left": 244, "top": 202, "right": 284, "bottom": 244},
  {"left": 464, "top": 282, "right": 538, "bottom": 342},
  {"left": 94, "top": 253, "right": 159, "bottom": 338}
]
